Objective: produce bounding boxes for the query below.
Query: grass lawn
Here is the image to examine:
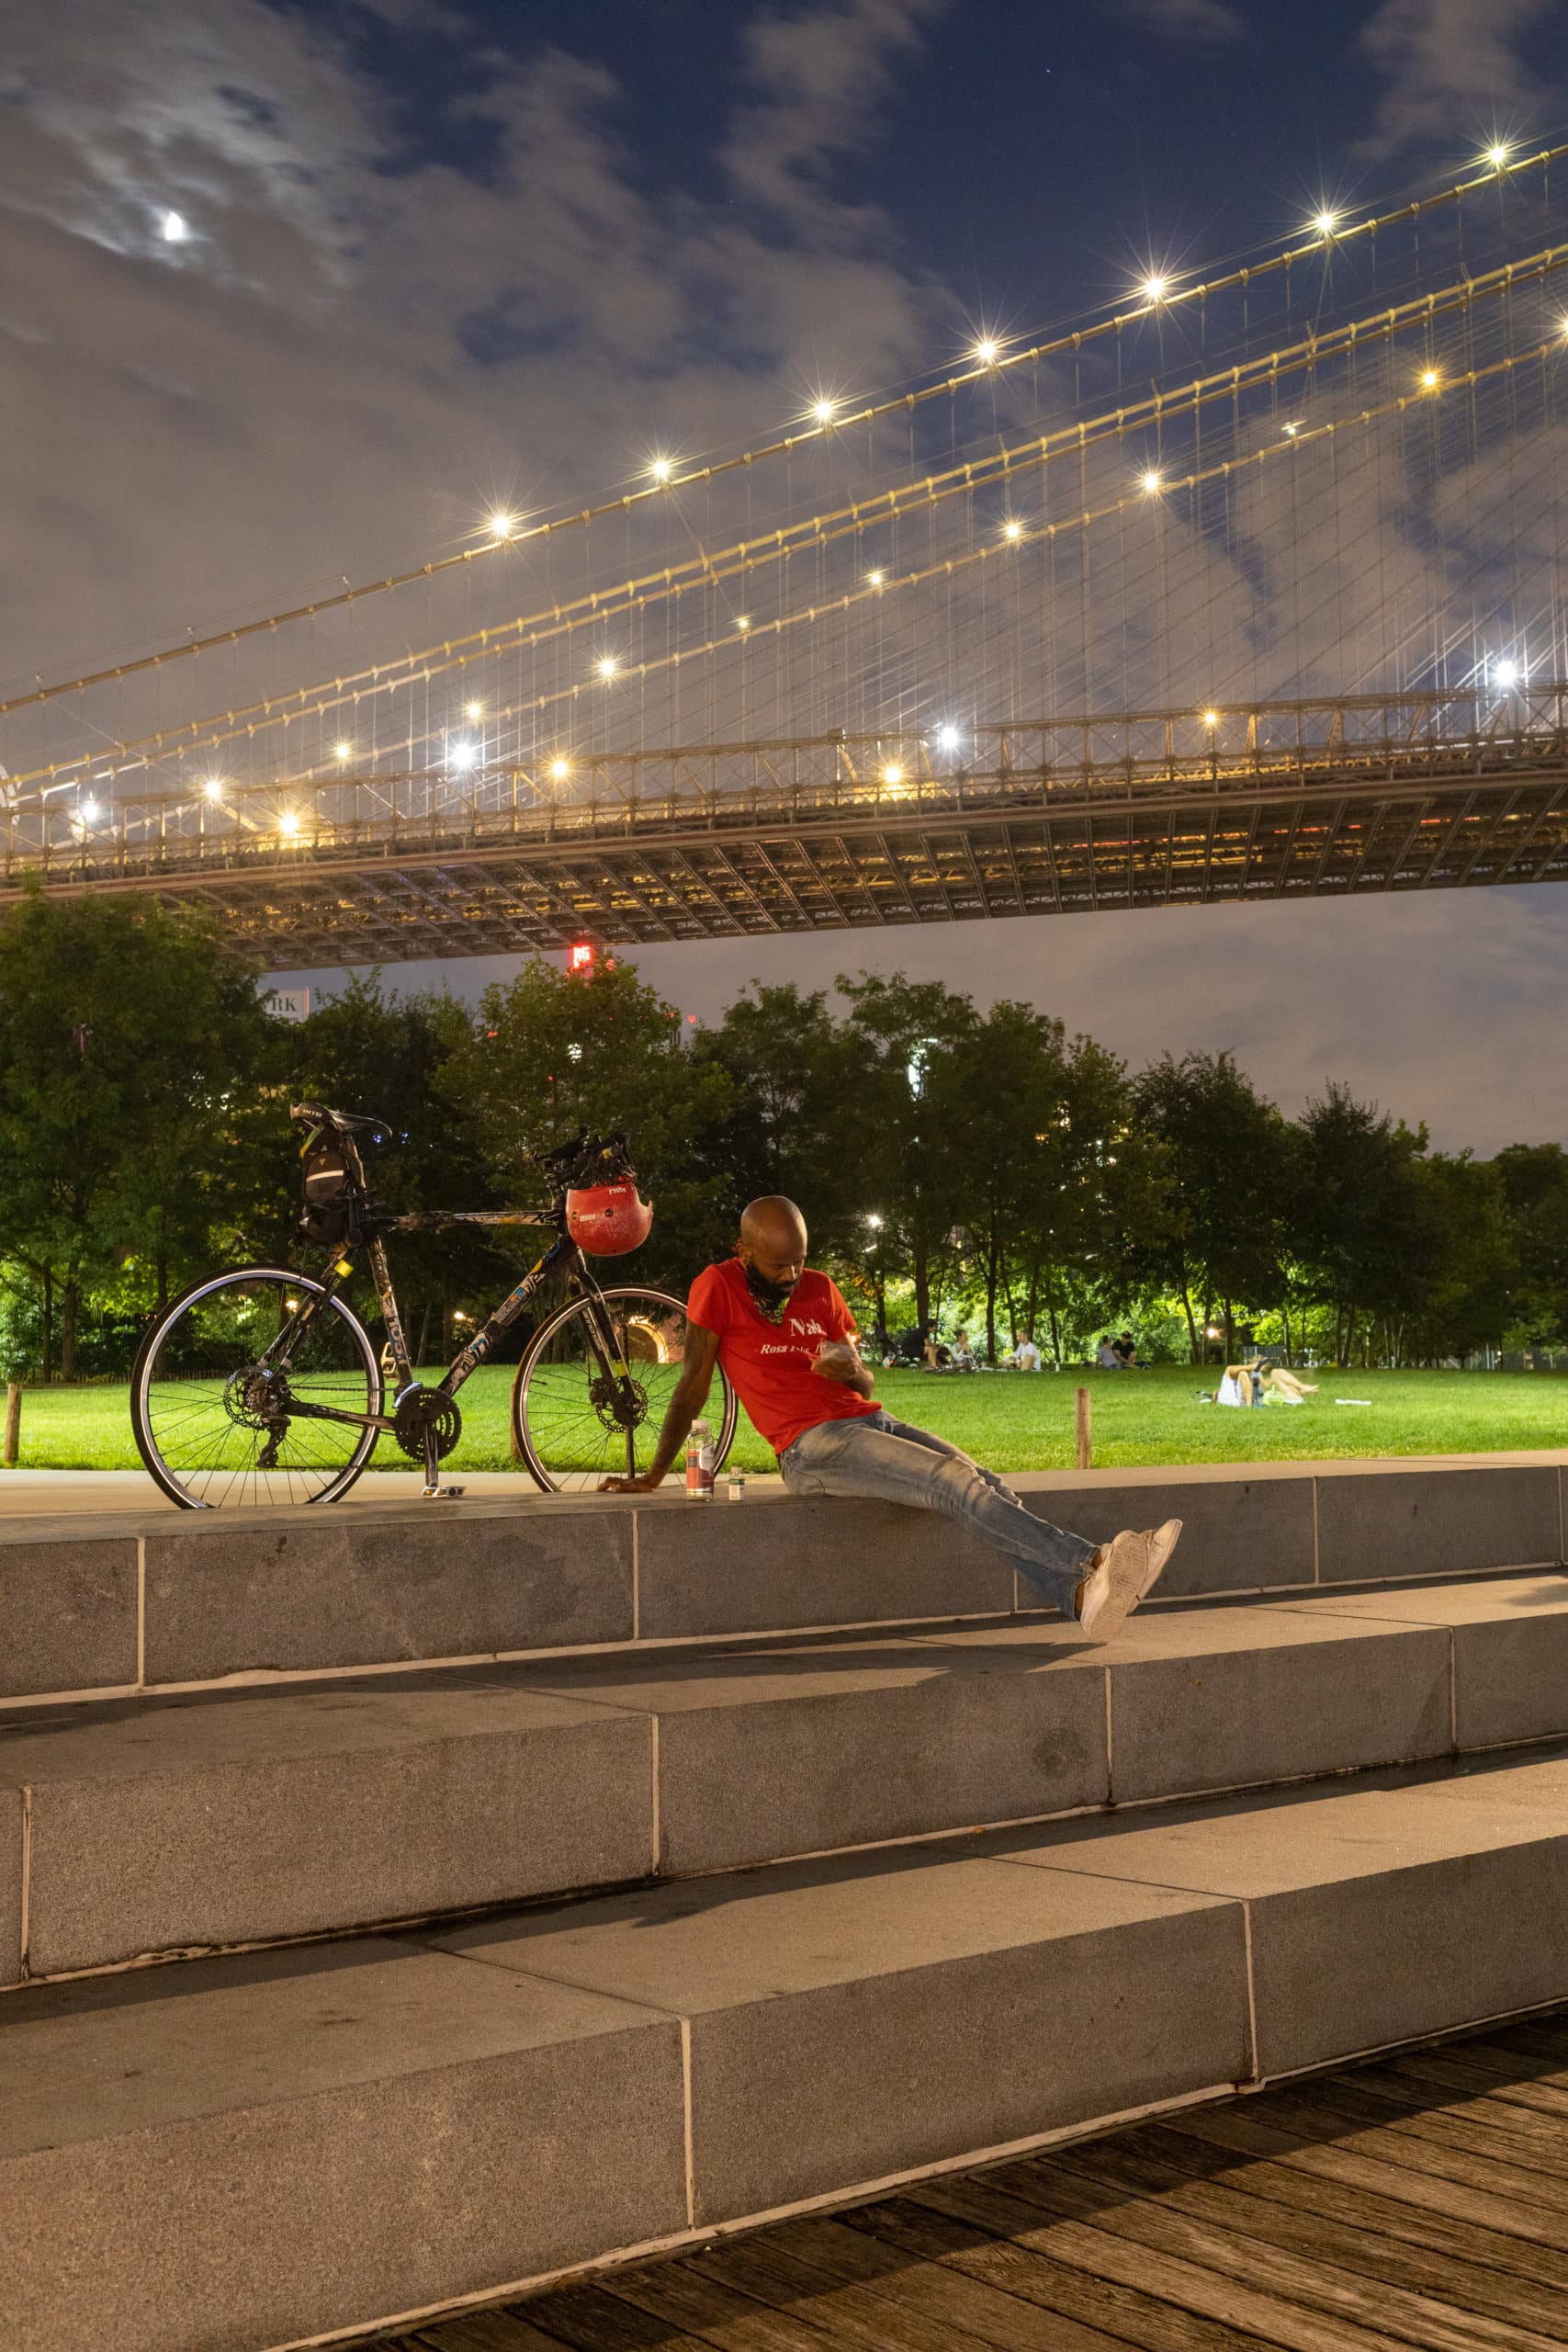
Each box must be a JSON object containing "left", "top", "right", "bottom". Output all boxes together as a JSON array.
[{"left": 8, "top": 1362, "right": 1567, "bottom": 1474}]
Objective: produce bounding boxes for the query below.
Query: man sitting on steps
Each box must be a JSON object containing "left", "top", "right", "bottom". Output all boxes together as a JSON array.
[{"left": 601, "top": 1195, "right": 1182, "bottom": 1642}]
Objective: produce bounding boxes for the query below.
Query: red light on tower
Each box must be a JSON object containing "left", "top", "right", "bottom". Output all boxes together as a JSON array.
[{"left": 568, "top": 940, "right": 595, "bottom": 976}]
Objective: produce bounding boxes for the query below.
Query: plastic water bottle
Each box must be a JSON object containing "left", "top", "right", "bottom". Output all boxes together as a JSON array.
[
  {"left": 728, "top": 1467, "right": 746, "bottom": 1502},
  {"left": 685, "top": 1419, "right": 715, "bottom": 1499}
]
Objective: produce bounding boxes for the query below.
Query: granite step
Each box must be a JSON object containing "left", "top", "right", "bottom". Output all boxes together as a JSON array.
[
  {"left": 5, "top": 1572, "right": 1567, "bottom": 1987},
  {"left": 8, "top": 1743, "right": 1568, "bottom": 2352},
  {"left": 5, "top": 1456, "right": 1564, "bottom": 1707}
]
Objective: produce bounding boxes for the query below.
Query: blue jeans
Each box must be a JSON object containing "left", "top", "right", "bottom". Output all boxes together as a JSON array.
[{"left": 778, "top": 1408, "right": 1095, "bottom": 1618}]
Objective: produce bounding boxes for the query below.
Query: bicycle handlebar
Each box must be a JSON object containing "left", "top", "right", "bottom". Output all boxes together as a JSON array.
[{"left": 528, "top": 1127, "right": 632, "bottom": 1185}]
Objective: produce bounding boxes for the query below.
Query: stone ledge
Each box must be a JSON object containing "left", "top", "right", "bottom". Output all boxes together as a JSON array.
[
  {"left": 1, "top": 1461, "right": 1564, "bottom": 1707},
  {"left": 6, "top": 1576, "right": 1567, "bottom": 1988},
  {"left": 11, "top": 1747, "right": 1568, "bottom": 2350},
  {"left": 0, "top": 1939, "right": 685, "bottom": 2352}
]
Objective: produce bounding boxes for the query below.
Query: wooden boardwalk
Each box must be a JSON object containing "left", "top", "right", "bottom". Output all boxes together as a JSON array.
[{"left": 381, "top": 2010, "right": 1568, "bottom": 2351}]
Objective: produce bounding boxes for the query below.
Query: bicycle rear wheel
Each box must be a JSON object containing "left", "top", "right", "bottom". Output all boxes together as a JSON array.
[
  {"left": 130, "top": 1266, "right": 382, "bottom": 1509},
  {"left": 512, "top": 1285, "right": 738, "bottom": 1492}
]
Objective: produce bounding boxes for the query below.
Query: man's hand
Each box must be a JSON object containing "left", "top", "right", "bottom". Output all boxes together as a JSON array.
[
  {"left": 598, "top": 1468, "right": 668, "bottom": 1494},
  {"left": 810, "top": 1340, "right": 862, "bottom": 1384}
]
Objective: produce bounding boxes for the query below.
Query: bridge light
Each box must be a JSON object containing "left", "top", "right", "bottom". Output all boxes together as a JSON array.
[
  {"left": 649, "top": 456, "right": 673, "bottom": 483},
  {"left": 881, "top": 763, "right": 905, "bottom": 786},
  {"left": 448, "top": 741, "right": 478, "bottom": 770},
  {"left": 811, "top": 396, "right": 837, "bottom": 424},
  {"left": 278, "top": 810, "right": 299, "bottom": 836},
  {"left": 596, "top": 654, "right": 620, "bottom": 680},
  {"left": 1201, "top": 709, "right": 1219, "bottom": 728},
  {"left": 1140, "top": 273, "right": 1168, "bottom": 303},
  {"left": 487, "top": 511, "right": 514, "bottom": 540},
  {"left": 464, "top": 700, "right": 483, "bottom": 722},
  {"left": 1281, "top": 420, "right": 1301, "bottom": 436},
  {"left": 79, "top": 797, "right": 100, "bottom": 823},
  {"left": 1140, "top": 468, "right": 1163, "bottom": 493},
  {"left": 1002, "top": 517, "right": 1023, "bottom": 541},
  {"left": 1493, "top": 657, "right": 1522, "bottom": 686},
  {"left": 547, "top": 756, "right": 571, "bottom": 782},
  {"left": 203, "top": 776, "right": 225, "bottom": 798},
  {"left": 934, "top": 724, "right": 962, "bottom": 752},
  {"left": 1484, "top": 141, "right": 1510, "bottom": 170},
  {"left": 972, "top": 335, "right": 1000, "bottom": 366},
  {"left": 1419, "top": 368, "right": 1439, "bottom": 390},
  {"left": 736, "top": 615, "right": 750, "bottom": 631},
  {"left": 1313, "top": 209, "right": 1338, "bottom": 236},
  {"left": 866, "top": 569, "right": 886, "bottom": 587}
]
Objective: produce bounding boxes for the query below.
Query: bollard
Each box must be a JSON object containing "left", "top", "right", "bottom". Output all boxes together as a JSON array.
[
  {"left": 3, "top": 1383, "right": 19, "bottom": 1468},
  {"left": 1075, "top": 1385, "right": 1091, "bottom": 1471}
]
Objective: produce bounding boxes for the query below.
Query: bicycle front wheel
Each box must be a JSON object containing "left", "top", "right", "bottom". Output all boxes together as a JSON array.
[
  {"left": 512, "top": 1285, "right": 738, "bottom": 1492},
  {"left": 130, "top": 1266, "right": 383, "bottom": 1510}
]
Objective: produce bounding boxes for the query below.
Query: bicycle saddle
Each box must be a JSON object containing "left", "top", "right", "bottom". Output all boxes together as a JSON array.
[{"left": 289, "top": 1102, "right": 390, "bottom": 1139}]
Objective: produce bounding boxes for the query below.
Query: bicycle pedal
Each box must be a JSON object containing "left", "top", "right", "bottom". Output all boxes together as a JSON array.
[{"left": 421, "top": 1483, "right": 466, "bottom": 1500}]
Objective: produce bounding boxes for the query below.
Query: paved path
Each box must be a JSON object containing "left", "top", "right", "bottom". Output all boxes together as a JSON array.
[
  {"left": 4, "top": 1452, "right": 1568, "bottom": 1515},
  {"left": 369, "top": 2004, "right": 1568, "bottom": 2352}
]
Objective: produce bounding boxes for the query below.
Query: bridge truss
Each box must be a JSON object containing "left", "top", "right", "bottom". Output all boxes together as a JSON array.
[{"left": 6, "top": 689, "right": 1567, "bottom": 962}]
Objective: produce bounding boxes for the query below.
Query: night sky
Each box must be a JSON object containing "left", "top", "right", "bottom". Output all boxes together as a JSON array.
[{"left": 6, "top": 0, "right": 1568, "bottom": 1148}]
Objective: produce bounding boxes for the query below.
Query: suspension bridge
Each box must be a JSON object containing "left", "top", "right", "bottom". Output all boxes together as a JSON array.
[{"left": 6, "top": 145, "right": 1568, "bottom": 964}]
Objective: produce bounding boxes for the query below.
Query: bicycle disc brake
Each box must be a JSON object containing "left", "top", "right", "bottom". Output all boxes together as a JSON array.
[{"left": 588, "top": 1372, "right": 648, "bottom": 1433}]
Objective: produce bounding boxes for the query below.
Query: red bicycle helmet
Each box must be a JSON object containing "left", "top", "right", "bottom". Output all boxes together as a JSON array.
[{"left": 566, "top": 1178, "right": 653, "bottom": 1256}]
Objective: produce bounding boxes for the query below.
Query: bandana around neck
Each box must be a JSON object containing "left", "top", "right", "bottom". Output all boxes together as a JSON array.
[{"left": 741, "top": 1260, "right": 796, "bottom": 1323}]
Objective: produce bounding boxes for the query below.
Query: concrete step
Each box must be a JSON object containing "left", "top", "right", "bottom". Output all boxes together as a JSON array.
[
  {"left": 6, "top": 1572, "right": 1567, "bottom": 1987},
  {"left": 8, "top": 1743, "right": 1568, "bottom": 2352},
  {"left": 5, "top": 1455, "right": 1564, "bottom": 1707}
]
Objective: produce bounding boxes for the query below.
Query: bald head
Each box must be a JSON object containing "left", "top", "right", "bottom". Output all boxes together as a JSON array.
[{"left": 738, "top": 1195, "right": 808, "bottom": 1291}]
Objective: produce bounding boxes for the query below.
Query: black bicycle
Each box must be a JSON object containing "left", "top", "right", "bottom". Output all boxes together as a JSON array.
[{"left": 128, "top": 1105, "right": 738, "bottom": 1509}]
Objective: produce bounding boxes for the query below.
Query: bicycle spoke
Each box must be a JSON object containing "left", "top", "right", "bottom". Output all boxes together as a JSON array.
[
  {"left": 516, "top": 1289, "right": 734, "bottom": 1492},
  {"left": 134, "top": 1271, "right": 379, "bottom": 1509}
]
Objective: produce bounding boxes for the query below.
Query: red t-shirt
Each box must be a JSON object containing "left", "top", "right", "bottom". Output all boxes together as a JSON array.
[{"left": 686, "top": 1260, "right": 881, "bottom": 1458}]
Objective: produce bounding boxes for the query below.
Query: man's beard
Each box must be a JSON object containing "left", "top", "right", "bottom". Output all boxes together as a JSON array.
[{"left": 743, "top": 1262, "right": 797, "bottom": 1317}]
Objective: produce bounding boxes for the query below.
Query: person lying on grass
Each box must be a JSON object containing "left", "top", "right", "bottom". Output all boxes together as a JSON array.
[{"left": 600, "top": 1194, "right": 1181, "bottom": 1641}]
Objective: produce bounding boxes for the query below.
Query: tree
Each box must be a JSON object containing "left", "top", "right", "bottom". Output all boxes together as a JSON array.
[
  {"left": 0, "top": 888, "right": 280, "bottom": 1376},
  {"left": 1128, "top": 1052, "right": 1295, "bottom": 1361},
  {"left": 291, "top": 975, "right": 507, "bottom": 1365},
  {"left": 1495, "top": 1143, "right": 1568, "bottom": 1344},
  {"left": 1295, "top": 1081, "right": 1443, "bottom": 1365},
  {"left": 927, "top": 1004, "right": 1149, "bottom": 1363},
  {"left": 694, "top": 982, "right": 874, "bottom": 1259},
  {"left": 837, "top": 973, "right": 978, "bottom": 1334},
  {"left": 436, "top": 956, "right": 735, "bottom": 1292},
  {"left": 1398, "top": 1153, "right": 1514, "bottom": 1363}
]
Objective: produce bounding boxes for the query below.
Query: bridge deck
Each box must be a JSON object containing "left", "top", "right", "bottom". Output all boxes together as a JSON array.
[
  {"left": 378, "top": 2006, "right": 1568, "bottom": 2351},
  {"left": 6, "top": 702, "right": 1568, "bottom": 963}
]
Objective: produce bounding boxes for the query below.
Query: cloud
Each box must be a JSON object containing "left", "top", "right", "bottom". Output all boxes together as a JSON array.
[
  {"left": 1357, "top": 0, "right": 1557, "bottom": 152},
  {"left": 0, "top": 0, "right": 943, "bottom": 694},
  {"left": 1115, "top": 0, "right": 1247, "bottom": 42},
  {"left": 723, "top": 0, "right": 952, "bottom": 232}
]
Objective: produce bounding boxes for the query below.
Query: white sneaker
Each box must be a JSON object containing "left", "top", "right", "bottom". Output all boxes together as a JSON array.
[{"left": 1074, "top": 1519, "right": 1183, "bottom": 1642}]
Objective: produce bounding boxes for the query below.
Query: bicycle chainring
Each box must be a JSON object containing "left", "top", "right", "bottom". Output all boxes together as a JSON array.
[{"left": 393, "top": 1384, "right": 463, "bottom": 1462}]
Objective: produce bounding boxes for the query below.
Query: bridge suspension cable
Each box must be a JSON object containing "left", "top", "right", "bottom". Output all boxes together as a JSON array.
[
  {"left": 10, "top": 243, "right": 1566, "bottom": 799},
  {"left": 11, "top": 318, "right": 1562, "bottom": 828},
  {"left": 5, "top": 140, "right": 1566, "bottom": 722}
]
